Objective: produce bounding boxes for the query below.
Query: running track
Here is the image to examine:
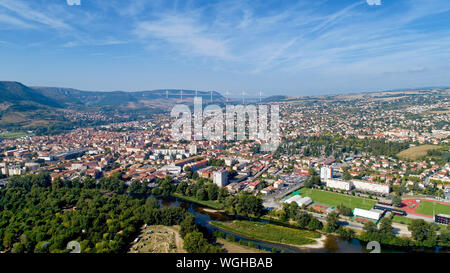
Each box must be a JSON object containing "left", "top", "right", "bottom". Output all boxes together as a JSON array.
[{"left": 401, "top": 199, "right": 450, "bottom": 218}]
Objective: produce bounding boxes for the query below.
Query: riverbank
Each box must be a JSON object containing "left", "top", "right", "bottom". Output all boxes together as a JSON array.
[
  {"left": 172, "top": 193, "right": 224, "bottom": 210},
  {"left": 210, "top": 220, "right": 321, "bottom": 248},
  {"left": 297, "top": 234, "right": 327, "bottom": 249},
  {"left": 156, "top": 194, "right": 448, "bottom": 253},
  {"left": 216, "top": 238, "right": 269, "bottom": 253}
]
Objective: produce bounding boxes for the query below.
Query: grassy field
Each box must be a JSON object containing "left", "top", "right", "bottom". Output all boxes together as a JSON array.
[
  {"left": 392, "top": 215, "right": 413, "bottom": 225},
  {"left": 397, "top": 145, "right": 442, "bottom": 160},
  {"left": 416, "top": 201, "right": 450, "bottom": 216},
  {"left": 299, "top": 188, "right": 376, "bottom": 210},
  {"left": 172, "top": 193, "right": 224, "bottom": 210},
  {"left": 393, "top": 214, "right": 447, "bottom": 230},
  {"left": 0, "top": 132, "right": 32, "bottom": 139},
  {"left": 210, "top": 220, "right": 320, "bottom": 246}
]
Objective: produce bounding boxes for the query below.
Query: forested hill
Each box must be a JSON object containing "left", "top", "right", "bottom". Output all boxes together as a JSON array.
[
  {"left": 0, "top": 173, "right": 221, "bottom": 253},
  {"left": 32, "top": 86, "right": 225, "bottom": 107},
  {"left": 0, "top": 81, "right": 225, "bottom": 135},
  {"left": 0, "top": 81, "right": 225, "bottom": 108},
  {"left": 0, "top": 81, "right": 61, "bottom": 107}
]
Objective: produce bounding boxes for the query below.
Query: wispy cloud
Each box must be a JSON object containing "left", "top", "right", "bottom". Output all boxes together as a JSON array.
[
  {"left": 0, "top": 0, "right": 70, "bottom": 29},
  {"left": 134, "top": 14, "right": 231, "bottom": 59},
  {"left": 1, "top": 0, "right": 450, "bottom": 93},
  {"left": 131, "top": 0, "right": 448, "bottom": 75},
  {"left": 0, "top": 13, "right": 35, "bottom": 29}
]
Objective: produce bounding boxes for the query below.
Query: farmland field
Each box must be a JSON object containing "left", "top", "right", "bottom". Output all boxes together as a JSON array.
[
  {"left": 299, "top": 188, "right": 376, "bottom": 210},
  {"left": 210, "top": 220, "right": 320, "bottom": 246},
  {"left": 416, "top": 201, "right": 450, "bottom": 216},
  {"left": 0, "top": 132, "right": 32, "bottom": 139}
]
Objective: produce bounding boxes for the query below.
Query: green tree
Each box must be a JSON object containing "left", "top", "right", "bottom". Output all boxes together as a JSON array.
[
  {"left": 226, "top": 234, "right": 235, "bottom": 242},
  {"left": 408, "top": 219, "right": 429, "bottom": 242},
  {"left": 183, "top": 232, "right": 209, "bottom": 253},
  {"left": 12, "top": 242, "right": 26, "bottom": 253},
  {"left": 196, "top": 188, "right": 208, "bottom": 201},
  {"left": 207, "top": 183, "right": 219, "bottom": 200},
  {"left": 337, "top": 205, "right": 352, "bottom": 216},
  {"left": 379, "top": 217, "right": 394, "bottom": 237},
  {"left": 176, "top": 181, "right": 189, "bottom": 195},
  {"left": 392, "top": 196, "right": 402, "bottom": 207},
  {"left": 3, "top": 231, "right": 14, "bottom": 249},
  {"left": 325, "top": 212, "right": 340, "bottom": 233},
  {"left": 180, "top": 214, "right": 197, "bottom": 238},
  {"left": 363, "top": 221, "right": 378, "bottom": 234},
  {"left": 307, "top": 217, "right": 324, "bottom": 231},
  {"left": 439, "top": 225, "right": 450, "bottom": 246},
  {"left": 296, "top": 212, "right": 311, "bottom": 228},
  {"left": 336, "top": 227, "right": 355, "bottom": 240},
  {"left": 343, "top": 170, "right": 352, "bottom": 181},
  {"left": 217, "top": 188, "right": 229, "bottom": 202}
]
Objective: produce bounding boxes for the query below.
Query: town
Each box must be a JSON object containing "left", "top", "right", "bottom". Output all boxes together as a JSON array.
[{"left": 0, "top": 88, "right": 449, "bottom": 254}]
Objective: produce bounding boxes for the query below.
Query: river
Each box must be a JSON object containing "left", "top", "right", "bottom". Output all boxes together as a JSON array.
[{"left": 155, "top": 195, "right": 448, "bottom": 253}]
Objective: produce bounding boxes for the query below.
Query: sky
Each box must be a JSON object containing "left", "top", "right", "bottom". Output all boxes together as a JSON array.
[{"left": 1, "top": 0, "right": 450, "bottom": 97}]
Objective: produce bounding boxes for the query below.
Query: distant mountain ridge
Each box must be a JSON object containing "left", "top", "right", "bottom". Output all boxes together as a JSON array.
[
  {"left": 32, "top": 86, "right": 225, "bottom": 107},
  {"left": 262, "top": 87, "right": 450, "bottom": 102},
  {"left": 0, "top": 80, "right": 448, "bottom": 136},
  {"left": 0, "top": 81, "right": 226, "bottom": 135},
  {"left": 0, "top": 81, "right": 61, "bottom": 108},
  {"left": 0, "top": 81, "right": 225, "bottom": 109}
]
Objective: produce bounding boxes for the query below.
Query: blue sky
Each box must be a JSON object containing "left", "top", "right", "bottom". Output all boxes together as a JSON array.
[{"left": 1, "top": 0, "right": 450, "bottom": 96}]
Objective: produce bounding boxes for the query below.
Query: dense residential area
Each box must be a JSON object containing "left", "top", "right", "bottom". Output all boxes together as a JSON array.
[{"left": 0, "top": 88, "right": 449, "bottom": 253}]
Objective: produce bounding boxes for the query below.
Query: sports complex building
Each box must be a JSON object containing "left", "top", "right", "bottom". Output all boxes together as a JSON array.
[
  {"left": 434, "top": 214, "right": 450, "bottom": 225},
  {"left": 282, "top": 195, "right": 313, "bottom": 207},
  {"left": 353, "top": 208, "right": 382, "bottom": 221}
]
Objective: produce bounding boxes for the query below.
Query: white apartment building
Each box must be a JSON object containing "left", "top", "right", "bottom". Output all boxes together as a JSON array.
[
  {"left": 320, "top": 166, "right": 333, "bottom": 181},
  {"left": 8, "top": 166, "right": 25, "bottom": 176},
  {"left": 158, "top": 165, "right": 182, "bottom": 175},
  {"left": 326, "top": 178, "right": 390, "bottom": 194},
  {"left": 153, "top": 149, "right": 185, "bottom": 156},
  {"left": 189, "top": 144, "right": 197, "bottom": 155},
  {"left": 326, "top": 179, "right": 352, "bottom": 191},
  {"left": 213, "top": 169, "right": 228, "bottom": 187},
  {"left": 352, "top": 180, "right": 390, "bottom": 194}
]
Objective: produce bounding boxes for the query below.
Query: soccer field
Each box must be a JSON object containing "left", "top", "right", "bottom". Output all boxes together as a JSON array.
[
  {"left": 299, "top": 188, "right": 376, "bottom": 210},
  {"left": 416, "top": 201, "right": 450, "bottom": 216}
]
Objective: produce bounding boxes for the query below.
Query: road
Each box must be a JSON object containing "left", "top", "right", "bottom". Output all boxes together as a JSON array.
[
  {"left": 261, "top": 180, "right": 415, "bottom": 236},
  {"left": 262, "top": 179, "right": 306, "bottom": 209},
  {"left": 0, "top": 179, "right": 8, "bottom": 188},
  {"left": 251, "top": 164, "right": 271, "bottom": 180},
  {"left": 309, "top": 212, "right": 412, "bottom": 236}
]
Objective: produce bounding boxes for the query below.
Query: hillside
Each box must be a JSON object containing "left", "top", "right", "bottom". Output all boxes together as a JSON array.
[
  {"left": 397, "top": 145, "right": 443, "bottom": 161},
  {"left": 0, "top": 81, "right": 225, "bottom": 136},
  {"left": 33, "top": 87, "right": 225, "bottom": 108},
  {"left": 0, "top": 81, "right": 61, "bottom": 108}
]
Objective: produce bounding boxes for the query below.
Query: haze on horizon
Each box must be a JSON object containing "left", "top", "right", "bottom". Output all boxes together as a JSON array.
[{"left": 1, "top": 0, "right": 450, "bottom": 97}]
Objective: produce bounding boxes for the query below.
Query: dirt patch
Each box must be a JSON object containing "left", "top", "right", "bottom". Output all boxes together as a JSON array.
[
  {"left": 201, "top": 208, "right": 224, "bottom": 213},
  {"left": 128, "top": 225, "right": 186, "bottom": 253},
  {"left": 297, "top": 234, "right": 327, "bottom": 249}
]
